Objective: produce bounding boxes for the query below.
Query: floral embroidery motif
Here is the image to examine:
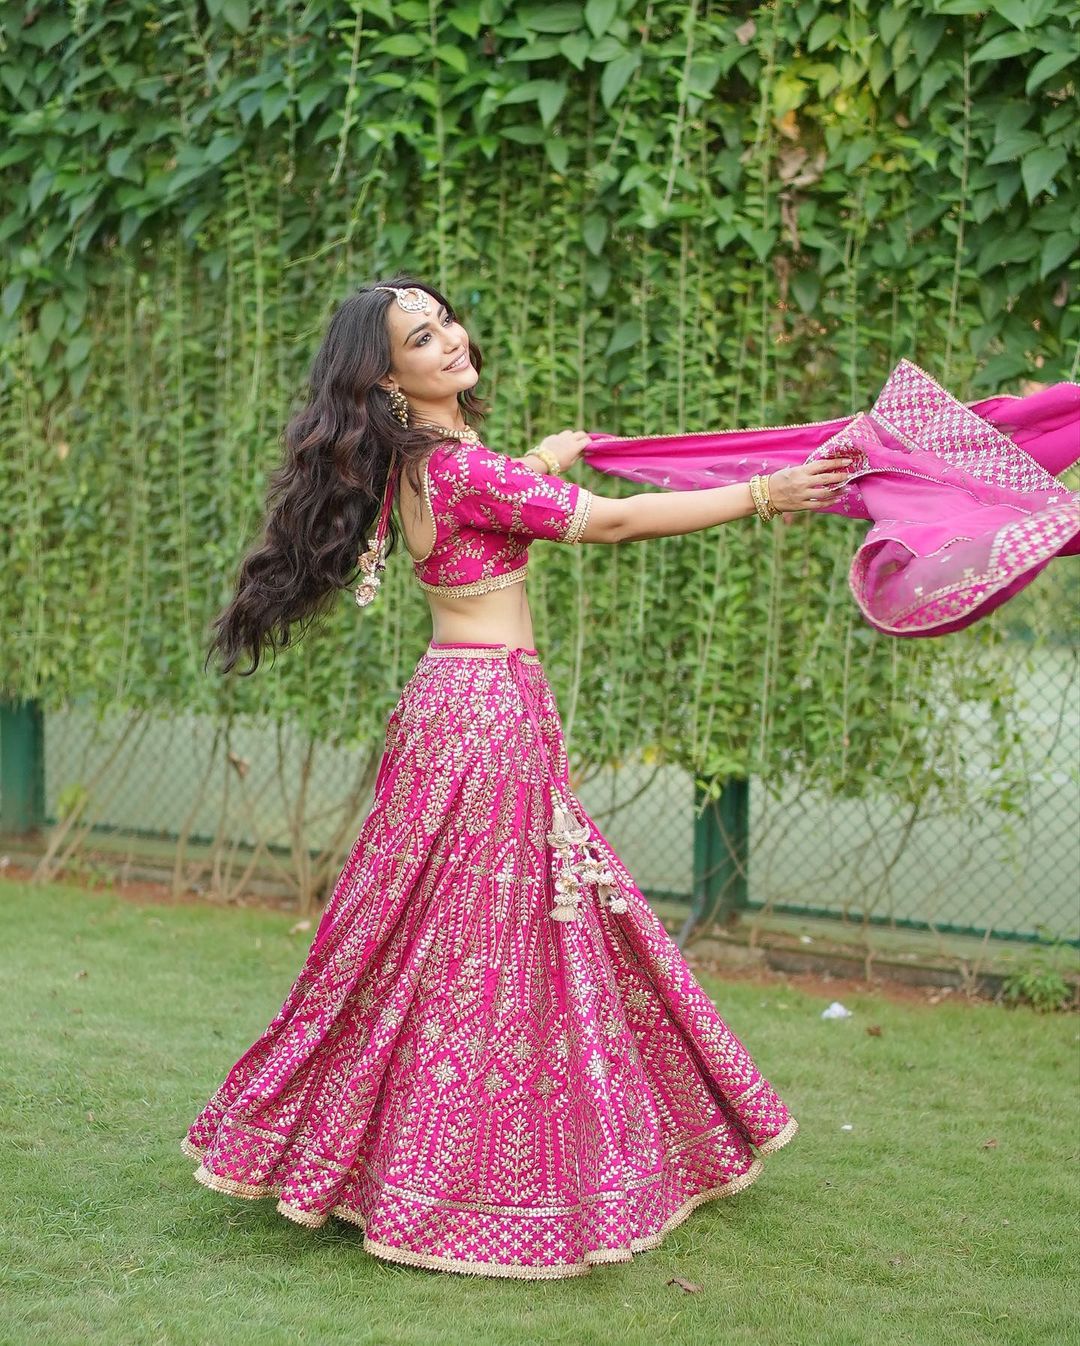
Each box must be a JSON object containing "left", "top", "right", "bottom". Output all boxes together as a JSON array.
[
  {"left": 412, "top": 440, "right": 592, "bottom": 598},
  {"left": 181, "top": 642, "right": 798, "bottom": 1279}
]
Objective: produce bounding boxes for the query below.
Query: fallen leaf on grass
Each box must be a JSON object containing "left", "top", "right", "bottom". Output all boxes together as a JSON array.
[
  {"left": 982, "top": 1138, "right": 998, "bottom": 1149},
  {"left": 667, "top": 1276, "right": 703, "bottom": 1293},
  {"left": 865, "top": 1024, "right": 882, "bottom": 1036}
]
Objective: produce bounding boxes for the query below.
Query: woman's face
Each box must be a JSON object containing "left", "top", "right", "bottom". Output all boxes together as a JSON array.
[{"left": 379, "top": 293, "right": 478, "bottom": 403}]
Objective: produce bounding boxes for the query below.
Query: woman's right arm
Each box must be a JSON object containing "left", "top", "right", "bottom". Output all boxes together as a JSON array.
[{"left": 579, "top": 458, "right": 853, "bottom": 544}]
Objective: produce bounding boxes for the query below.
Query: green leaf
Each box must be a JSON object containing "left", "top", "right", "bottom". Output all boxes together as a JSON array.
[
  {"left": 989, "top": 0, "right": 1034, "bottom": 28},
  {"left": 807, "top": 14, "right": 843, "bottom": 50},
  {"left": 446, "top": 4, "right": 481, "bottom": 39},
  {"left": 970, "top": 30, "right": 1034, "bottom": 61},
  {"left": 588, "top": 36, "right": 627, "bottom": 62},
  {"left": 910, "top": 16, "right": 945, "bottom": 65},
  {"left": 986, "top": 131, "right": 1043, "bottom": 165},
  {"left": 22, "top": 14, "right": 70, "bottom": 50},
  {"left": 582, "top": 213, "right": 608, "bottom": 255},
  {"left": 374, "top": 34, "right": 426, "bottom": 56},
  {"left": 790, "top": 271, "right": 821, "bottom": 313},
  {"left": 1039, "top": 232, "right": 1076, "bottom": 279},
  {"left": 64, "top": 334, "right": 92, "bottom": 370},
  {"left": 1021, "top": 146, "right": 1067, "bottom": 202},
  {"left": 584, "top": 0, "right": 618, "bottom": 38},
  {"left": 537, "top": 81, "right": 568, "bottom": 127},
  {"left": 878, "top": 7, "right": 908, "bottom": 45},
  {"left": 2, "top": 277, "right": 27, "bottom": 318},
  {"left": 206, "top": 134, "right": 243, "bottom": 165},
  {"left": 499, "top": 125, "right": 544, "bottom": 144},
  {"left": 518, "top": 3, "right": 585, "bottom": 34},
  {"left": 435, "top": 44, "right": 469, "bottom": 75},
  {"left": 221, "top": 0, "right": 250, "bottom": 33},
  {"left": 545, "top": 137, "right": 569, "bottom": 173},
  {"left": 585, "top": 258, "right": 611, "bottom": 297},
  {"left": 1025, "top": 49, "right": 1076, "bottom": 94},
  {"left": 600, "top": 51, "right": 640, "bottom": 107},
  {"left": 559, "top": 32, "right": 592, "bottom": 69},
  {"left": 261, "top": 91, "right": 290, "bottom": 127},
  {"left": 604, "top": 320, "right": 641, "bottom": 356},
  {"left": 38, "top": 300, "right": 65, "bottom": 344}
]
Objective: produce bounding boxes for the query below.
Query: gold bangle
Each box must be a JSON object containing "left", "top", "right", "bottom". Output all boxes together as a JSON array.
[
  {"left": 529, "top": 445, "right": 562, "bottom": 475},
  {"left": 749, "top": 474, "right": 778, "bottom": 522}
]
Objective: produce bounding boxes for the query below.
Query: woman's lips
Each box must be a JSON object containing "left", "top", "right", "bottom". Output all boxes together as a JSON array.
[{"left": 444, "top": 350, "right": 470, "bottom": 371}]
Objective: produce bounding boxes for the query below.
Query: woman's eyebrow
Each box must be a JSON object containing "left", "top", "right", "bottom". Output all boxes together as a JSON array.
[{"left": 405, "top": 305, "right": 446, "bottom": 341}]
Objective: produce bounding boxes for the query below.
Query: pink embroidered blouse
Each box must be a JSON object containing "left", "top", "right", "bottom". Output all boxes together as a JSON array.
[{"left": 407, "top": 440, "right": 594, "bottom": 597}]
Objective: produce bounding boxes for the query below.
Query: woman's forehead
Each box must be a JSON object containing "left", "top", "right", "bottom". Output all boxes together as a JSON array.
[{"left": 386, "top": 294, "right": 448, "bottom": 345}]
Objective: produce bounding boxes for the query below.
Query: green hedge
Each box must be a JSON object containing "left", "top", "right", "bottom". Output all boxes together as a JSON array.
[{"left": 1, "top": 0, "right": 1076, "bottom": 815}]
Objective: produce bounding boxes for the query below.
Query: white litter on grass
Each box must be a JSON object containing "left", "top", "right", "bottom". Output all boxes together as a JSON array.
[
  {"left": 821, "top": 1001, "right": 854, "bottom": 1019},
  {"left": 799, "top": 935, "right": 814, "bottom": 944},
  {"left": 841, "top": 1124, "right": 854, "bottom": 1131}
]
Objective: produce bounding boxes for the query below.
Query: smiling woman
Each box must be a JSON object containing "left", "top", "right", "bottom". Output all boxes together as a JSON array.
[{"left": 182, "top": 274, "right": 808, "bottom": 1279}]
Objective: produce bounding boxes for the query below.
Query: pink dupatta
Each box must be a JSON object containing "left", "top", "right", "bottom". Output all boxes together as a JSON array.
[{"left": 584, "top": 360, "right": 1080, "bottom": 637}]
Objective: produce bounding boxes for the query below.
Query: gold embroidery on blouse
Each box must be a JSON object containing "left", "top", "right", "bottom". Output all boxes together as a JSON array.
[
  {"left": 561, "top": 488, "right": 593, "bottom": 545},
  {"left": 416, "top": 568, "right": 529, "bottom": 599},
  {"left": 413, "top": 454, "right": 437, "bottom": 563}
]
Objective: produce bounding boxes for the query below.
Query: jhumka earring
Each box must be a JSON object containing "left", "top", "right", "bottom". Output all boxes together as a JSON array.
[{"left": 387, "top": 386, "right": 410, "bottom": 428}]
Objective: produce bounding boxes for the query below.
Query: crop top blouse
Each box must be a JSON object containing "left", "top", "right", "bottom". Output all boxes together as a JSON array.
[{"left": 404, "top": 439, "right": 594, "bottom": 598}]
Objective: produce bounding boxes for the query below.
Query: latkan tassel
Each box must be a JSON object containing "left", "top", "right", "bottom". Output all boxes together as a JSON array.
[
  {"left": 354, "top": 536, "right": 387, "bottom": 607},
  {"left": 545, "top": 798, "right": 628, "bottom": 920}
]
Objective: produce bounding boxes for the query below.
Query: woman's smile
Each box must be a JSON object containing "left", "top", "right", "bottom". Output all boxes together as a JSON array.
[{"left": 444, "top": 349, "right": 470, "bottom": 371}]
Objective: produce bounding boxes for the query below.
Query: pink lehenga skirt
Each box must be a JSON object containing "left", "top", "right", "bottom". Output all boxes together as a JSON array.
[{"left": 180, "top": 640, "right": 799, "bottom": 1279}]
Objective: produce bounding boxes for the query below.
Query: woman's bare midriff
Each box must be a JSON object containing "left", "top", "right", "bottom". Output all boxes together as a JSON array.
[
  {"left": 397, "top": 462, "right": 537, "bottom": 650},
  {"left": 425, "top": 582, "right": 536, "bottom": 649}
]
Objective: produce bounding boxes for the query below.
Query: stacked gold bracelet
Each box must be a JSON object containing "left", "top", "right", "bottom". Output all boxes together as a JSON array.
[
  {"left": 527, "top": 445, "right": 563, "bottom": 475},
  {"left": 749, "top": 473, "right": 779, "bottom": 522}
]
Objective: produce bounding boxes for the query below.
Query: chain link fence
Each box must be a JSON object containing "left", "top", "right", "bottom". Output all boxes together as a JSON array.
[{"left": 2, "top": 630, "right": 1077, "bottom": 952}]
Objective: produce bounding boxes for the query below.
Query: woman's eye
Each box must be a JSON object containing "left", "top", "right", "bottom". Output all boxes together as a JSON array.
[{"left": 417, "top": 312, "right": 454, "bottom": 346}]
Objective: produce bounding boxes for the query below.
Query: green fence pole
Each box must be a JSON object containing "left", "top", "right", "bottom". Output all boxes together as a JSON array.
[
  {"left": 0, "top": 699, "right": 46, "bottom": 834},
  {"left": 676, "top": 776, "right": 749, "bottom": 948}
]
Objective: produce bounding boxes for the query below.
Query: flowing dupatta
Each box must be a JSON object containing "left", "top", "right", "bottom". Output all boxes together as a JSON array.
[{"left": 583, "top": 359, "right": 1080, "bottom": 638}]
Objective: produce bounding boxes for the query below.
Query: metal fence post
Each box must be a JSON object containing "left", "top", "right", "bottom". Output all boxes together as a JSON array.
[
  {"left": 0, "top": 699, "right": 46, "bottom": 834},
  {"left": 677, "top": 776, "right": 750, "bottom": 947}
]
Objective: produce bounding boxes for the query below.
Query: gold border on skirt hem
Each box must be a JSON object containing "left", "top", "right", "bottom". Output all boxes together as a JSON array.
[
  {"left": 756, "top": 1116, "right": 799, "bottom": 1155},
  {"left": 180, "top": 1116, "right": 797, "bottom": 1280}
]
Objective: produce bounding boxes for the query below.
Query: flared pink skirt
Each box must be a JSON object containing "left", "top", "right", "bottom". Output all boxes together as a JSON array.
[{"left": 181, "top": 640, "right": 799, "bottom": 1279}]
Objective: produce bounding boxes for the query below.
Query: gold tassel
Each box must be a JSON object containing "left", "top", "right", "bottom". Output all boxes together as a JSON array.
[
  {"left": 354, "top": 535, "right": 387, "bottom": 607},
  {"left": 546, "top": 796, "right": 628, "bottom": 920}
]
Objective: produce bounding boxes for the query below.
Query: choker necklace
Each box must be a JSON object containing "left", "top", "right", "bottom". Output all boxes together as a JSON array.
[{"left": 413, "top": 418, "right": 481, "bottom": 445}]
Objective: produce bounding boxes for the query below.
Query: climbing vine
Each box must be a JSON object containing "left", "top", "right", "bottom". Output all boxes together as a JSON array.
[{"left": 1, "top": 0, "right": 1076, "bottom": 820}]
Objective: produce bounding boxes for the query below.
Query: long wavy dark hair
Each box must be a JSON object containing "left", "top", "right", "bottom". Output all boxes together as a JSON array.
[{"left": 206, "top": 274, "right": 489, "bottom": 676}]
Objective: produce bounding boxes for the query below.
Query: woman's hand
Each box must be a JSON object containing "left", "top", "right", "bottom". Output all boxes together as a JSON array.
[
  {"left": 768, "top": 458, "right": 852, "bottom": 524},
  {"left": 534, "top": 429, "right": 591, "bottom": 471}
]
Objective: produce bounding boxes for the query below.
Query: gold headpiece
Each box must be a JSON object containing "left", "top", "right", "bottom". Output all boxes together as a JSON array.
[{"left": 373, "top": 285, "right": 432, "bottom": 313}]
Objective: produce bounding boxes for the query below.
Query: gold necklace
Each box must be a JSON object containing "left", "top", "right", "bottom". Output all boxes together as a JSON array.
[{"left": 413, "top": 417, "right": 481, "bottom": 445}]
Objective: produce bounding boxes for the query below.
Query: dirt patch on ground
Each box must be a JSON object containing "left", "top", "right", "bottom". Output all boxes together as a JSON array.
[{"left": 681, "top": 953, "right": 966, "bottom": 1009}]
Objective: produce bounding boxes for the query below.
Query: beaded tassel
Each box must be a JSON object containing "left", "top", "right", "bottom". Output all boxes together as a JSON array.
[
  {"left": 545, "top": 793, "right": 628, "bottom": 921},
  {"left": 354, "top": 535, "right": 387, "bottom": 607}
]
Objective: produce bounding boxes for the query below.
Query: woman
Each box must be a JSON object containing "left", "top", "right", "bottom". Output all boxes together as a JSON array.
[{"left": 181, "top": 274, "right": 850, "bottom": 1280}]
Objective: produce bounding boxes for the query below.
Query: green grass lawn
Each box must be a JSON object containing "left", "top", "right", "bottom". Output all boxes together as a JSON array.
[{"left": 2, "top": 880, "right": 1077, "bottom": 1346}]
